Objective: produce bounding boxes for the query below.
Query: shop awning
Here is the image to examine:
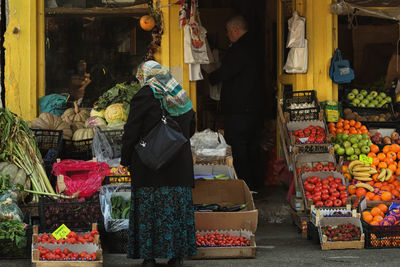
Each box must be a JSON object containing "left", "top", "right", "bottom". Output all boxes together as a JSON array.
[{"left": 331, "top": 0, "right": 400, "bottom": 21}]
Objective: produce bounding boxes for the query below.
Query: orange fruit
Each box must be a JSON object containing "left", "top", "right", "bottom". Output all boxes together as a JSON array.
[
  {"left": 378, "top": 162, "right": 388, "bottom": 169},
  {"left": 336, "top": 122, "right": 343, "bottom": 129},
  {"left": 370, "top": 145, "right": 379, "bottom": 154},
  {"left": 350, "top": 128, "right": 357, "bottom": 135},
  {"left": 348, "top": 185, "right": 356, "bottom": 195},
  {"left": 385, "top": 158, "right": 394, "bottom": 166},
  {"left": 338, "top": 118, "right": 344, "bottom": 123},
  {"left": 372, "top": 157, "right": 380, "bottom": 166},
  {"left": 382, "top": 191, "right": 393, "bottom": 202},
  {"left": 342, "top": 165, "right": 348, "bottom": 173},
  {"left": 344, "top": 120, "right": 350, "bottom": 125},
  {"left": 377, "top": 153, "right": 386, "bottom": 162},
  {"left": 361, "top": 129, "right": 369, "bottom": 135},
  {"left": 336, "top": 128, "right": 344, "bottom": 134},
  {"left": 356, "top": 187, "right": 367, "bottom": 197},
  {"left": 360, "top": 125, "right": 367, "bottom": 131},
  {"left": 396, "top": 168, "right": 400, "bottom": 176},
  {"left": 374, "top": 182, "right": 383, "bottom": 188},
  {"left": 398, "top": 151, "right": 400, "bottom": 161},
  {"left": 372, "top": 173, "right": 379, "bottom": 181},
  {"left": 378, "top": 204, "right": 388, "bottom": 213},
  {"left": 392, "top": 189, "right": 400, "bottom": 198},
  {"left": 387, "top": 151, "right": 397, "bottom": 160},
  {"left": 349, "top": 120, "right": 356, "bottom": 126},
  {"left": 355, "top": 122, "right": 362, "bottom": 129},
  {"left": 374, "top": 215, "right": 384, "bottom": 223},
  {"left": 344, "top": 173, "right": 352, "bottom": 180},
  {"left": 328, "top": 122, "right": 335, "bottom": 128},
  {"left": 370, "top": 220, "right": 380, "bottom": 226},
  {"left": 363, "top": 213, "right": 374, "bottom": 223},
  {"left": 388, "top": 163, "right": 397, "bottom": 173},
  {"left": 343, "top": 130, "right": 349, "bottom": 135},
  {"left": 383, "top": 145, "right": 392, "bottom": 154},
  {"left": 373, "top": 195, "right": 382, "bottom": 201},
  {"left": 371, "top": 207, "right": 383, "bottom": 216},
  {"left": 366, "top": 192, "right": 375, "bottom": 200},
  {"left": 344, "top": 124, "right": 350, "bottom": 130},
  {"left": 391, "top": 144, "right": 400, "bottom": 153},
  {"left": 381, "top": 185, "right": 391, "bottom": 191},
  {"left": 368, "top": 152, "right": 377, "bottom": 158}
]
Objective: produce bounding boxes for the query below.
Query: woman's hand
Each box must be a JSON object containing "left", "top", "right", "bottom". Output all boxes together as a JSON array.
[{"left": 117, "top": 164, "right": 128, "bottom": 175}]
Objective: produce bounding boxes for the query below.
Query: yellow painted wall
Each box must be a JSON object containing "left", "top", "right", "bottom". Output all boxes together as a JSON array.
[
  {"left": 4, "top": 0, "right": 44, "bottom": 121},
  {"left": 277, "top": 0, "right": 338, "bottom": 101},
  {"left": 155, "top": 0, "right": 196, "bottom": 110}
]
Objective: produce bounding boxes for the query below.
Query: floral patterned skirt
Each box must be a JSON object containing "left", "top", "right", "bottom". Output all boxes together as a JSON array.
[{"left": 127, "top": 186, "right": 197, "bottom": 260}]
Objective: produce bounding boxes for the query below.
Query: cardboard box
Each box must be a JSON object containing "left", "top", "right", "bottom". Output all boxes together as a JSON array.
[
  {"left": 194, "top": 164, "right": 238, "bottom": 180},
  {"left": 192, "top": 179, "right": 258, "bottom": 233},
  {"left": 191, "top": 229, "right": 256, "bottom": 259}
]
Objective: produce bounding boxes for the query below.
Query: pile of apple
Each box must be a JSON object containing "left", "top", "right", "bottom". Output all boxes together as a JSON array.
[
  {"left": 303, "top": 175, "right": 348, "bottom": 207},
  {"left": 371, "top": 131, "right": 400, "bottom": 145},
  {"left": 333, "top": 133, "right": 372, "bottom": 161},
  {"left": 291, "top": 126, "right": 326, "bottom": 144},
  {"left": 346, "top": 89, "right": 392, "bottom": 108}
]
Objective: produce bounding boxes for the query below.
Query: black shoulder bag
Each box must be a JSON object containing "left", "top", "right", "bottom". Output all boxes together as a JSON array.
[{"left": 134, "top": 101, "right": 188, "bottom": 171}]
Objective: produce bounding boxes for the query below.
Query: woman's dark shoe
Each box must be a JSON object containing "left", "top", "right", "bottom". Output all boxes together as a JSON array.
[
  {"left": 167, "top": 257, "right": 183, "bottom": 266},
  {"left": 142, "top": 259, "right": 156, "bottom": 267}
]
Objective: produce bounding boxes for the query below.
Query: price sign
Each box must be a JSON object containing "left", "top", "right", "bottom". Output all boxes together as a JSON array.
[
  {"left": 52, "top": 224, "right": 71, "bottom": 240},
  {"left": 359, "top": 154, "right": 373, "bottom": 164}
]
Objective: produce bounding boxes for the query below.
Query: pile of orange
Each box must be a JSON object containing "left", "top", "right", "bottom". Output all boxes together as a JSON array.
[
  {"left": 328, "top": 119, "right": 369, "bottom": 137},
  {"left": 362, "top": 204, "right": 388, "bottom": 225},
  {"left": 367, "top": 144, "right": 400, "bottom": 178},
  {"left": 348, "top": 180, "right": 400, "bottom": 201}
]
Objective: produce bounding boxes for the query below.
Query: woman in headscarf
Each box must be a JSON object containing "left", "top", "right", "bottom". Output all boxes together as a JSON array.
[{"left": 118, "top": 60, "right": 197, "bottom": 267}]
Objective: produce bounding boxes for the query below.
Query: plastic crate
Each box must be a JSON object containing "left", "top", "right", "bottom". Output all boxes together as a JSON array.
[
  {"left": 62, "top": 138, "right": 93, "bottom": 160},
  {"left": 283, "top": 90, "right": 320, "bottom": 121},
  {"left": 31, "top": 129, "right": 63, "bottom": 177},
  {"left": 39, "top": 193, "right": 101, "bottom": 232},
  {"left": 362, "top": 219, "right": 400, "bottom": 249},
  {"left": 342, "top": 88, "right": 395, "bottom": 111},
  {"left": 0, "top": 225, "right": 32, "bottom": 259},
  {"left": 101, "top": 229, "right": 129, "bottom": 253},
  {"left": 98, "top": 128, "right": 124, "bottom": 159}
]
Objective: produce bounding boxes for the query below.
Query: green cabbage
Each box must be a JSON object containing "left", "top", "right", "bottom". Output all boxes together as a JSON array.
[{"left": 105, "top": 103, "right": 128, "bottom": 123}]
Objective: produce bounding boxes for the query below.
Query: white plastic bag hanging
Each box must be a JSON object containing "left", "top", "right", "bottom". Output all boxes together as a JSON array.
[
  {"left": 286, "top": 11, "right": 306, "bottom": 48},
  {"left": 183, "top": 0, "right": 210, "bottom": 64},
  {"left": 283, "top": 40, "right": 308, "bottom": 74}
]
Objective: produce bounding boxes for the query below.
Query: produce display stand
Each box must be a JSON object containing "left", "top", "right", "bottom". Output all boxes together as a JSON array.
[
  {"left": 191, "top": 230, "right": 256, "bottom": 259},
  {"left": 318, "top": 217, "right": 365, "bottom": 250},
  {"left": 31, "top": 224, "right": 103, "bottom": 266}
]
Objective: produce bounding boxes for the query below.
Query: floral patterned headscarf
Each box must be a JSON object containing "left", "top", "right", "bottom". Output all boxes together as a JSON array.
[{"left": 136, "top": 60, "right": 193, "bottom": 116}]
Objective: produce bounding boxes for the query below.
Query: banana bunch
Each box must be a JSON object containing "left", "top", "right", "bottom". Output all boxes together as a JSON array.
[
  {"left": 347, "top": 160, "right": 377, "bottom": 181},
  {"left": 375, "top": 168, "right": 393, "bottom": 182}
]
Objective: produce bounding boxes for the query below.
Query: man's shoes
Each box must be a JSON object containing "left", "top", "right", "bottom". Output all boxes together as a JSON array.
[
  {"left": 167, "top": 257, "right": 183, "bottom": 266},
  {"left": 142, "top": 259, "right": 156, "bottom": 267}
]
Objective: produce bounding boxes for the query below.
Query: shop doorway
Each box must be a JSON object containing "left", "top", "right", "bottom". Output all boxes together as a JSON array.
[{"left": 196, "top": 0, "right": 277, "bottom": 132}]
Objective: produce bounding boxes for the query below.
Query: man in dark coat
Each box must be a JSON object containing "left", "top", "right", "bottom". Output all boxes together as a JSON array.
[{"left": 209, "top": 15, "right": 263, "bottom": 190}]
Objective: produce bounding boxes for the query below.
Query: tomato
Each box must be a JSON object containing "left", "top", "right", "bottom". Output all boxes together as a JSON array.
[
  {"left": 88, "top": 236, "right": 94, "bottom": 242},
  {"left": 314, "top": 186, "right": 322, "bottom": 192},
  {"left": 90, "top": 230, "right": 99, "bottom": 237},
  {"left": 63, "top": 248, "right": 69, "bottom": 255},
  {"left": 335, "top": 178, "right": 342, "bottom": 185},
  {"left": 305, "top": 183, "right": 315, "bottom": 192},
  {"left": 324, "top": 199, "right": 333, "bottom": 207},
  {"left": 330, "top": 183, "right": 338, "bottom": 189},
  {"left": 315, "top": 201, "right": 324, "bottom": 207},
  {"left": 69, "top": 237, "right": 76, "bottom": 244},
  {"left": 327, "top": 176, "right": 335, "bottom": 182},
  {"left": 329, "top": 187, "right": 337, "bottom": 193},
  {"left": 340, "top": 192, "right": 348, "bottom": 198},
  {"left": 338, "top": 185, "right": 347, "bottom": 192},
  {"left": 329, "top": 196, "right": 336, "bottom": 200},
  {"left": 37, "top": 236, "right": 42, "bottom": 243},
  {"left": 83, "top": 234, "right": 90, "bottom": 239},
  {"left": 322, "top": 184, "right": 330, "bottom": 189},
  {"left": 310, "top": 176, "right": 318, "bottom": 184},
  {"left": 322, "top": 179, "right": 330, "bottom": 185},
  {"left": 315, "top": 182, "right": 322, "bottom": 187},
  {"left": 321, "top": 194, "right": 330, "bottom": 201},
  {"left": 312, "top": 195, "right": 321, "bottom": 202},
  {"left": 334, "top": 199, "right": 343, "bottom": 207},
  {"left": 54, "top": 248, "right": 61, "bottom": 255},
  {"left": 332, "top": 190, "right": 340, "bottom": 198},
  {"left": 341, "top": 197, "right": 348, "bottom": 204},
  {"left": 321, "top": 189, "right": 329, "bottom": 195}
]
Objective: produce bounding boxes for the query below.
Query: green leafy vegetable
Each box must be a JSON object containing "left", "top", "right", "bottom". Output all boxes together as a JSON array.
[
  {"left": 95, "top": 82, "right": 141, "bottom": 112},
  {"left": 0, "top": 220, "right": 26, "bottom": 248}
]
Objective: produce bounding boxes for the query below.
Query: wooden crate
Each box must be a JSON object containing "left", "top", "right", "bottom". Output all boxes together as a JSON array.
[
  {"left": 318, "top": 217, "right": 365, "bottom": 250},
  {"left": 191, "top": 234, "right": 256, "bottom": 259},
  {"left": 310, "top": 205, "right": 359, "bottom": 227},
  {"left": 290, "top": 208, "right": 309, "bottom": 239}
]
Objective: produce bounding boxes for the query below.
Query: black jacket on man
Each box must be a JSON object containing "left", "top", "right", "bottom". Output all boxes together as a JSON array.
[
  {"left": 209, "top": 32, "right": 263, "bottom": 115},
  {"left": 120, "top": 86, "right": 196, "bottom": 188}
]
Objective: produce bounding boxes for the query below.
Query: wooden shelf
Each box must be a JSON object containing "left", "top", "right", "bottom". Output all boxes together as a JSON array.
[{"left": 45, "top": 6, "right": 150, "bottom": 17}]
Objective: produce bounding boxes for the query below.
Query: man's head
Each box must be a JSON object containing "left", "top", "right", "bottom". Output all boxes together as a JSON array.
[{"left": 226, "top": 15, "right": 248, "bottom": 43}]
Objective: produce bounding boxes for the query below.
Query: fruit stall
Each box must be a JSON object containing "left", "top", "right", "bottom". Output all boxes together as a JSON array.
[{"left": 278, "top": 83, "right": 400, "bottom": 250}]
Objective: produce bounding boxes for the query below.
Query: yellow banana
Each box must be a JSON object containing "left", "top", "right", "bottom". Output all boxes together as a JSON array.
[
  {"left": 352, "top": 166, "right": 372, "bottom": 172},
  {"left": 351, "top": 172, "right": 371, "bottom": 177},
  {"left": 348, "top": 160, "right": 365, "bottom": 172},
  {"left": 385, "top": 168, "right": 393, "bottom": 181},
  {"left": 354, "top": 176, "right": 373, "bottom": 181},
  {"left": 355, "top": 183, "right": 374, "bottom": 192},
  {"left": 368, "top": 168, "right": 378, "bottom": 174},
  {"left": 377, "top": 168, "right": 387, "bottom": 182}
]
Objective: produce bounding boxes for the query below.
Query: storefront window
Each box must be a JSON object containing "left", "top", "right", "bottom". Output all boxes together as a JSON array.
[{"left": 44, "top": 2, "right": 151, "bottom": 107}]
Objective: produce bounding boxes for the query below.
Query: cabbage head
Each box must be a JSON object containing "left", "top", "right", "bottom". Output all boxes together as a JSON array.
[{"left": 105, "top": 103, "right": 128, "bottom": 123}]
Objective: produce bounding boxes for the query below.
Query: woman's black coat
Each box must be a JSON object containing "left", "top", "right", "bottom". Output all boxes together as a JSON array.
[{"left": 120, "top": 86, "right": 196, "bottom": 187}]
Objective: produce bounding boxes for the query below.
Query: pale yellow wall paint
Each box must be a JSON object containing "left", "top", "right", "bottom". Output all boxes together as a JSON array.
[
  {"left": 4, "top": 0, "right": 41, "bottom": 120},
  {"left": 155, "top": 0, "right": 196, "bottom": 111},
  {"left": 277, "top": 0, "right": 338, "bottom": 101}
]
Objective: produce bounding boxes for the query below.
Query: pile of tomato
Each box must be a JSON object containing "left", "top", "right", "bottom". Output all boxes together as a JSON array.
[
  {"left": 38, "top": 230, "right": 99, "bottom": 245},
  {"left": 196, "top": 232, "right": 250, "bottom": 247},
  {"left": 38, "top": 247, "right": 97, "bottom": 261},
  {"left": 303, "top": 175, "right": 348, "bottom": 207}
]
